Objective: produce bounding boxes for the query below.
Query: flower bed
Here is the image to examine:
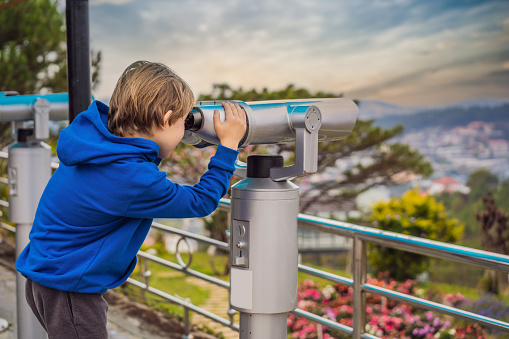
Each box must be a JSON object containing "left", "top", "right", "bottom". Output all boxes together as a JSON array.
[{"left": 287, "top": 275, "right": 489, "bottom": 339}]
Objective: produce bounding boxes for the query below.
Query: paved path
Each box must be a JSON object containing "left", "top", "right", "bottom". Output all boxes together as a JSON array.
[
  {"left": 187, "top": 277, "right": 239, "bottom": 339},
  {"left": 0, "top": 265, "right": 16, "bottom": 339}
]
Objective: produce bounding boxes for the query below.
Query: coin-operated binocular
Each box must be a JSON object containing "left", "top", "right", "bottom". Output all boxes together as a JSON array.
[
  {"left": 183, "top": 98, "right": 359, "bottom": 338},
  {"left": 0, "top": 91, "right": 70, "bottom": 339},
  {"left": 183, "top": 98, "right": 358, "bottom": 181},
  {"left": 0, "top": 92, "right": 70, "bottom": 224}
]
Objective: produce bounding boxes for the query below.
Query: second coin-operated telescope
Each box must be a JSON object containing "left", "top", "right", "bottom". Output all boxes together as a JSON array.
[
  {"left": 184, "top": 98, "right": 359, "bottom": 339},
  {"left": 183, "top": 98, "right": 359, "bottom": 181}
]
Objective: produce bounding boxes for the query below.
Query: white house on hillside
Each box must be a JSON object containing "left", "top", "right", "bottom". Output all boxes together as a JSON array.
[{"left": 427, "top": 176, "right": 470, "bottom": 195}]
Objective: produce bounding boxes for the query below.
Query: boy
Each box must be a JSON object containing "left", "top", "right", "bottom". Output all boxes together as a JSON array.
[{"left": 15, "top": 60, "right": 247, "bottom": 338}]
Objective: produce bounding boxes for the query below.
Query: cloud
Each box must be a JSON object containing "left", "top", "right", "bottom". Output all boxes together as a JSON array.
[
  {"left": 487, "top": 69, "right": 509, "bottom": 81},
  {"left": 90, "top": 0, "right": 133, "bottom": 5},
  {"left": 88, "top": 0, "right": 509, "bottom": 105}
]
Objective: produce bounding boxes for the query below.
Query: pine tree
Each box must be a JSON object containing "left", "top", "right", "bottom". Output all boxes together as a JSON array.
[
  {"left": 0, "top": 0, "right": 101, "bottom": 146},
  {"left": 0, "top": 0, "right": 101, "bottom": 94}
]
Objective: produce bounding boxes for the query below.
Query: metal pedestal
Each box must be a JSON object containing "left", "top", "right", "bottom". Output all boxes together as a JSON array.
[
  {"left": 239, "top": 313, "right": 287, "bottom": 338},
  {"left": 8, "top": 139, "right": 51, "bottom": 339},
  {"left": 230, "top": 155, "right": 299, "bottom": 338}
]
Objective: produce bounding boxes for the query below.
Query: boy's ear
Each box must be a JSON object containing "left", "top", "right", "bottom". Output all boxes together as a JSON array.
[{"left": 162, "top": 110, "right": 173, "bottom": 128}]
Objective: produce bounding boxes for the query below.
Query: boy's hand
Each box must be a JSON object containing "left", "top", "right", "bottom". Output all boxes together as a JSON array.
[{"left": 213, "top": 102, "right": 247, "bottom": 150}]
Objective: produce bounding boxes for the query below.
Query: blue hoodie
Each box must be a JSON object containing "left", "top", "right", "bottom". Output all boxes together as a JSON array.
[{"left": 16, "top": 101, "right": 238, "bottom": 294}]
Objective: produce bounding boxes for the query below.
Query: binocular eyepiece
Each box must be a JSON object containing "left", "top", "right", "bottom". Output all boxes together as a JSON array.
[
  {"left": 182, "top": 99, "right": 359, "bottom": 149},
  {"left": 184, "top": 108, "right": 203, "bottom": 132}
]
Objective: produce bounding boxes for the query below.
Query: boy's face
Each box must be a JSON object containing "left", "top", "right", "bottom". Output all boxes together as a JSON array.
[{"left": 153, "top": 112, "right": 185, "bottom": 158}]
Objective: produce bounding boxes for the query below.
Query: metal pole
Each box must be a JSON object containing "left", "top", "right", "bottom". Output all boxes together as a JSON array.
[
  {"left": 9, "top": 140, "right": 51, "bottom": 339},
  {"left": 66, "top": 0, "right": 91, "bottom": 122},
  {"left": 352, "top": 236, "right": 367, "bottom": 338},
  {"left": 182, "top": 306, "right": 194, "bottom": 339},
  {"left": 228, "top": 308, "right": 236, "bottom": 327}
]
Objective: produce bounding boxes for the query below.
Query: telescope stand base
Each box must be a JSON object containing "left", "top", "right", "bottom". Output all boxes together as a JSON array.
[{"left": 239, "top": 312, "right": 287, "bottom": 339}]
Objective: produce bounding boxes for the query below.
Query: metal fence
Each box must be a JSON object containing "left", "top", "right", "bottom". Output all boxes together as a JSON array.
[{"left": 1, "top": 152, "right": 509, "bottom": 338}]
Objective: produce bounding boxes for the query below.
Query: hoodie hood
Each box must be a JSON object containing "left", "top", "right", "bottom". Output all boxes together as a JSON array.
[{"left": 57, "top": 101, "right": 160, "bottom": 166}]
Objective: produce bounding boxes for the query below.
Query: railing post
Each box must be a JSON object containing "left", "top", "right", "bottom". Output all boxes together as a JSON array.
[
  {"left": 182, "top": 305, "right": 193, "bottom": 339},
  {"left": 352, "top": 236, "right": 366, "bottom": 338},
  {"left": 317, "top": 324, "right": 323, "bottom": 339},
  {"left": 228, "top": 307, "right": 236, "bottom": 326},
  {"left": 139, "top": 256, "right": 151, "bottom": 301}
]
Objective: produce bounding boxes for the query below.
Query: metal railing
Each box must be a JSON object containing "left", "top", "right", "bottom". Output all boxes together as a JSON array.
[
  {"left": 1, "top": 152, "right": 509, "bottom": 338},
  {"left": 130, "top": 221, "right": 239, "bottom": 337},
  {"left": 295, "top": 212, "right": 509, "bottom": 337}
]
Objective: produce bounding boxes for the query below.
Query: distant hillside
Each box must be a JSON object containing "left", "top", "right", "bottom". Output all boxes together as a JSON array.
[
  {"left": 358, "top": 100, "right": 423, "bottom": 119},
  {"left": 375, "top": 104, "right": 509, "bottom": 138},
  {"left": 358, "top": 98, "right": 509, "bottom": 120}
]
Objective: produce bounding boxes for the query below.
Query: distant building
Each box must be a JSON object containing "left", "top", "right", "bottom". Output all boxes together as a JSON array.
[
  {"left": 466, "top": 121, "right": 494, "bottom": 134},
  {"left": 488, "top": 139, "right": 509, "bottom": 157},
  {"left": 390, "top": 171, "right": 421, "bottom": 184},
  {"left": 427, "top": 176, "right": 470, "bottom": 195}
]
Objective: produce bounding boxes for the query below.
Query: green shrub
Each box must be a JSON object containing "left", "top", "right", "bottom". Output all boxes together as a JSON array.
[{"left": 369, "top": 189, "right": 464, "bottom": 280}]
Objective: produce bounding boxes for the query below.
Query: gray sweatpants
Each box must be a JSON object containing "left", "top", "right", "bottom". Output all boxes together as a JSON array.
[{"left": 25, "top": 278, "right": 108, "bottom": 339}]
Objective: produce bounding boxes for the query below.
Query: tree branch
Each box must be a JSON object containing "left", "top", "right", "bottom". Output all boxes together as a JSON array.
[{"left": 0, "top": 0, "right": 27, "bottom": 11}]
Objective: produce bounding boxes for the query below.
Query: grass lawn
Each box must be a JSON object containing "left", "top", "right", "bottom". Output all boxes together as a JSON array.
[{"left": 121, "top": 250, "right": 231, "bottom": 318}]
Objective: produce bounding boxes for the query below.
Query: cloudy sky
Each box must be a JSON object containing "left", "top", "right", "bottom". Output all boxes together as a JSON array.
[{"left": 86, "top": 0, "right": 509, "bottom": 107}]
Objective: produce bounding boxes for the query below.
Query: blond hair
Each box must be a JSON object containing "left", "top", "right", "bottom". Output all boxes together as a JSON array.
[{"left": 108, "top": 61, "right": 195, "bottom": 137}]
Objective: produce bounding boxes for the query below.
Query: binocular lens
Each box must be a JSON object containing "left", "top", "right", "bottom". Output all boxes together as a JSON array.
[
  {"left": 184, "top": 112, "right": 194, "bottom": 130},
  {"left": 185, "top": 109, "right": 202, "bottom": 131}
]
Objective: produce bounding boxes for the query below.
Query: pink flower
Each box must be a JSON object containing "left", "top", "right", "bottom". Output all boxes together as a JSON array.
[
  {"left": 303, "top": 279, "right": 315, "bottom": 289},
  {"left": 303, "top": 324, "right": 316, "bottom": 333},
  {"left": 325, "top": 308, "right": 337, "bottom": 320},
  {"left": 339, "top": 305, "right": 352, "bottom": 314}
]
